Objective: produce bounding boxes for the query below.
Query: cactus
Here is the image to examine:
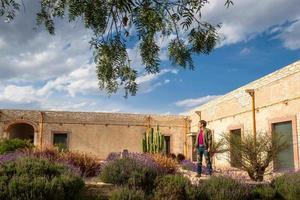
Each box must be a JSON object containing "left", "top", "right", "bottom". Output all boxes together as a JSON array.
[{"left": 142, "top": 125, "right": 164, "bottom": 153}]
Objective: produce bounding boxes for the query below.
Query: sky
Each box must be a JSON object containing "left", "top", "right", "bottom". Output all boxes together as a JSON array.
[{"left": 0, "top": 0, "right": 300, "bottom": 115}]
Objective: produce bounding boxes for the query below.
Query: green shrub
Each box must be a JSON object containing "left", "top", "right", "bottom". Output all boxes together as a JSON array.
[
  {"left": 272, "top": 172, "right": 300, "bottom": 200},
  {"left": 78, "top": 186, "right": 109, "bottom": 200},
  {"left": 251, "top": 185, "right": 277, "bottom": 200},
  {"left": 153, "top": 174, "right": 191, "bottom": 200},
  {"left": 197, "top": 176, "right": 251, "bottom": 200},
  {"left": 100, "top": 157, "right": 159, "bottom": 193},
  {"left": 55, "top": 143, "right": 68, "bottom": 152},
  {"left": 110, "top": 187, "right": 145, "bottom": 200},
  {"left": 0, "top": 157, "right": 84, "bottom": 200},
  {"left": 0, "top": 139, "right": 33, "bottom": 154},
  {"left": 100, "top": 158, "right": 138, "bottom": 185}
]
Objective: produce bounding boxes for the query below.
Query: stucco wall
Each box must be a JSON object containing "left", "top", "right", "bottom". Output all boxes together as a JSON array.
[
  {"left": 0, "top": 110, "right": 187, "bottom": 159},
  {"left": 188, "top": 60, "right": 300, "bottom": 169}
]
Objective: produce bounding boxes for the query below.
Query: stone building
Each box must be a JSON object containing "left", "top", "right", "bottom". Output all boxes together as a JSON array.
[
  {"left": 188, "top": 60, "right": 300, "bottom": 171},
  {"left": 1, "top": 60, "right": 300, "bottom": 169},
  {"left": 0, "top": 110, "right": 189, "bottom": 159}
]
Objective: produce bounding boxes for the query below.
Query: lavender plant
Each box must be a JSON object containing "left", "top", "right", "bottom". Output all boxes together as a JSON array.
[
  {"left": 105, "top": 152, "right": 166, "bottom": 174},
  {"left": 180, "top": 159, "right": 198, "bottom": 172}
]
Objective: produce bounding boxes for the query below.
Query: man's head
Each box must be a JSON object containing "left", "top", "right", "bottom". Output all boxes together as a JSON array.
[{"left": 199, "top": 120, "right": 207, "bottom": 128}]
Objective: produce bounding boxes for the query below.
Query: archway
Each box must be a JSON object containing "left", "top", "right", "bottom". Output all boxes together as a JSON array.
[{"left": 8, "top": 123, "right": 35, "bottom": 143}]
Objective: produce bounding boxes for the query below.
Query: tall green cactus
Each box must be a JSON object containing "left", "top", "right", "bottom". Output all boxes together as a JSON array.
[{"left": 142, "top": 125, "right": 164, "bottom": 153}]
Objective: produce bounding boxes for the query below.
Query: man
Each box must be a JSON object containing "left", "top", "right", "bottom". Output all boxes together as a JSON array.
[{"left": 193, "top": 120, "right": 212, "bottom": 177}]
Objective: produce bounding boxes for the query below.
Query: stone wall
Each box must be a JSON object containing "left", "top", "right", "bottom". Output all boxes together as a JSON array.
[
  {"left": 188, "top": 60, "right": 300, "bottom": 169},
  {"left": 0, "top": 109, "right": 187, "bottom": 159}
]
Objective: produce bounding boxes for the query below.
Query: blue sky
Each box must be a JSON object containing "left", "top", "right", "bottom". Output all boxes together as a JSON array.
[{"left": 0, "top": 0, "right": 300, "bottom": 115}]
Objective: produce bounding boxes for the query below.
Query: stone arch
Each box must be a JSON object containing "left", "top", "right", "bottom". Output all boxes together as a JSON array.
[{"left": 5, "top": 120, "right": 39, "bottom": 145}]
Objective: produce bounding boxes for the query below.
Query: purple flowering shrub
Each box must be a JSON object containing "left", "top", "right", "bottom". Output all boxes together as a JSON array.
[
  {"left": 0, "top": 150, "right": 81, "bottom": 176},
  {"left": 101, "top": 152, "right": 173, "bottom": 193},
  {"left": 180, "top": 159, "right": 198, "bottom": 172},
  {"left": 0, "top": 148, "right": 101, "bottom": 177},
  {"left": 196, "top": 176, "right": 252, "bottom": 200},
  {"left": 0, "top": 157, "right": 84, "bottom": 200},
  {"left": 104, "top": 152, "right": 170, "bottom": 174},
  {"left": 0, "top": 150, "right": 24, "bottom": 165}
]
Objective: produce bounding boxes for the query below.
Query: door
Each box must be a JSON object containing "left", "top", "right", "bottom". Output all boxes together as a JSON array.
[
  {"left": 230, "top": 129, "right": 242, "bottom": 168},
  {"left": 164, "top": 136, "right": 171, "bottom": 154},
  {"left": 191, "top": 135, "right": 197, "bottom": 161},
  {"left": 273, "top": 121, "right": 294, "bottom": 171}
]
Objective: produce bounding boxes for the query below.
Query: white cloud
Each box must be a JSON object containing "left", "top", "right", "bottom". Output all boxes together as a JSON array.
[
  {"left": 164, "top": 79, "right": 170, "bottom": 84},
  {"left": 46, "top": 102, "right": 89, "bottom": 111},
  {"left": 175, "top": 95, "right": 221, "bottom": 108},
  {"left": 202, "top": 0, "right": 300, "bottom": 48},
  {"left": 34, "top": 64, "right": 98, "bottom": 97},
  {"left": 0, "top": 38, "right": 6, "bottom": 49},
  {"left": 136, "top": 69, "right": 177, "bottom": 93},
  {"left": 240, "top": 47, "right": 251, "bottom": 55},
  {"left": 0, "top": 85, "right": 38, "bottom": 103},
  {"left": 275, "top": 19, "right": 300, "bottom": 50},
  {"left": 0, "top": 0, "right": 93, "bottom": 82}
]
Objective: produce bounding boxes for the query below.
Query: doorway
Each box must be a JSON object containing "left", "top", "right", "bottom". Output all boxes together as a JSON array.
[
  {"left": 8, "top": 123, "right": 35, "bottom": 143},
  {"left": 230, "top": 128, "right": 242, "bottom": 168},
  {"left": 272, "top": 121, "right": 294, "bottom": 171}
]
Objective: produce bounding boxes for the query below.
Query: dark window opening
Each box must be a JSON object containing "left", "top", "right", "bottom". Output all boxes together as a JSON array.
[{"left": 53, "top": 133, "right": 68, "bottom": 150}]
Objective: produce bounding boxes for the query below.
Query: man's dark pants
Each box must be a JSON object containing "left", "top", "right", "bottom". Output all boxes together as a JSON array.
[{"left": 197, "top": 146, "right": 212, "bottom": 175}]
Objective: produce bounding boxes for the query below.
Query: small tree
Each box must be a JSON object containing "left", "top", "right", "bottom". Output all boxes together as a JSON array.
[
  {"left": 222, "top": 131, "right": 288, "bottom": 182},
  {"left": 210, "top": 138, "right": 227, "bottom": 158}
]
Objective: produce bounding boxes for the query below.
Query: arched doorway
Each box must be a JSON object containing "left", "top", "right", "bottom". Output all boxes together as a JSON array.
[{"left": 8, "top": 123, "right": 35, "bottom": 143}]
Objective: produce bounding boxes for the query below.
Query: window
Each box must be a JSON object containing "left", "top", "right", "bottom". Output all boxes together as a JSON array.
[
  {"left": 230, "top": 129, "right": 242, "bottom": 168},
  {"left": 53, "top": 133, "right": 68, "bottom": 149},
  {"left": 273, "top": 121, "right": 294, "bottom": 171}
]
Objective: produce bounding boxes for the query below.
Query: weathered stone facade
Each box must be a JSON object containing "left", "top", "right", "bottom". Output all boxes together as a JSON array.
[
  {"left": 0, "top": 110, "right": 188, "bottom": 159},
  {"left": 188, "top": 60, "right": 300, "bottom": 170}
]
